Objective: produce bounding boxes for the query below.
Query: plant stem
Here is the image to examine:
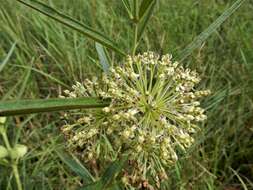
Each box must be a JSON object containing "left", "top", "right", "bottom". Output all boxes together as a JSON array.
[
  {"left": 12, "top": 163, "right": 23, "bottom": 190},
  {"left": 1, "top": 127, "right": 23, "bottom": 190},
  {"left": 132, "top": 23, "right": 138, "bottom": 56},
  {"left": 132, "top": 0, "right": 139, "bottom": 56},
  {"left": 1, "top": 129, "right": 11, "bottom": 150},
  {"left": 133, "top": 0, "right": 139, "bottom": 19}
]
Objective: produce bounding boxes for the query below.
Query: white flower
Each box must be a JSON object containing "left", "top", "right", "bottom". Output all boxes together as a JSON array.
[
  {"left": 102, "top": 107, "right": 111, "bottom": 113},
  {"left": 61, "top": 52, "right": 210, "bottom": 186}
]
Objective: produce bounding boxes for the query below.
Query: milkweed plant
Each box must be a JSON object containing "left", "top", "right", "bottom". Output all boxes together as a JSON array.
[
  {"left": 0, "top": 0, "right": 244, "bottom": 189},
  {"left": 61, "top": 52, "right": 210, "bottom": 188}
]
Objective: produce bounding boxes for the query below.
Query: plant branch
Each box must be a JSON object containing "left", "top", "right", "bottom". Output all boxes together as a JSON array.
[{"left": 12, "top": 163, "right": 23, "bottom": 190}]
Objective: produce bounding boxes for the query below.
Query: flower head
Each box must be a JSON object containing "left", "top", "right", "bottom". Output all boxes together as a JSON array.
[{"left": 61, "top": 52, "right": 210, "bottom": 187}]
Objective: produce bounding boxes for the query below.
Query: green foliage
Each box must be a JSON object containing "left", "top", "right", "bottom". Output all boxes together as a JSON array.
[
  {"left": 137, "top": 0, "right": 157, "bottom": 43},
  {"left": 95, "top": 43, "right": 110, "bottom": 74},
  {"left": 0, "top": 42, "right": 16, "bottom": 73},
  {"left": 0, "top": 0, "right": 252, "bottom": 189},
  {"left": 80, "top": 155, "right": 128, "bottom": 190},
  {"left": 138, "top": 0, "right": 155, "bottom": 20},
  {"left": 16, "top": 0, "right": 126, "bottom": 56},
  {"left": 176, "top": 0, "right": 246, "bottom": 61},
  {"left": 56, "top": 150, "right": 94, "bottom": 183},
  {"left": 0, "top": 97, "right": 110, "bottom": 116}
]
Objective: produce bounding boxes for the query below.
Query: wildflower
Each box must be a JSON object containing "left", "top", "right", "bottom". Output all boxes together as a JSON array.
[{"left": 61, "top": 52, "right": 210, "bottom": 188}]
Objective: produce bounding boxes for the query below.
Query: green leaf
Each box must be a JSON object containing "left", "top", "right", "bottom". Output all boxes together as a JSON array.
[
  {"left": 120, "top": 0, "right": 133, "bottom": 19},
  {"left": 230, "top": 167, "right": 248, "bottom": 190},
  {"left": 100, "top": 154, "right": 128, "bottom": 188},
  {"left": 138, "top": 0, "right": 155, "bottom": 20},
  {"left": 0, "top": 42, "right": 16, "bottom": 72},
  {"left": 177, "top": 0, "right": 245, "bottom": 61},
  {"left": 95, "top": 43, "right": 110, "bottom": 74},
  {"left": 0, "top": 97, "right": 110, "bottom": 116},
  {"left": 137, "top": 0, "right": 156, "bottom": 43},
  {"left": 11, "top": 63, "right": 69, "bottom": 88},
  {"left": 133, "top": 0, "right": 139, "bottom": 20},
  {"left": 16, "top": 0, "right": 126, "bottom": 56},
  {"left": 80, "top": 154, "right": 128, "bottom": 190},
  {"left": 56, "top": 150, "right": 94, "bottom": 183}
]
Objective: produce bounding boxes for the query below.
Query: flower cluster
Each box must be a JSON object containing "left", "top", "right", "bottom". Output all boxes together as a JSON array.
[{"left": 61, "top": 52, "right": 210, "bottom": 188}]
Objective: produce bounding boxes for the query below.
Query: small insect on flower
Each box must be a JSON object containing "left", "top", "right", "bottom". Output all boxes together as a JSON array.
[{"left": 61, "top": 52, "right": 210, "bottom": 188}]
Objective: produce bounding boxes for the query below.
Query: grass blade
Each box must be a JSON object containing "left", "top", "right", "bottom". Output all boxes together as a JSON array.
[
  {"left": 230, "top": 167, "right": 248, "bottom": 190},
  {"left": 0, "top": 97, "right": 110, "bottom": 116},
  {"left": 16, "top": 0, "right": 126, "bottom": 56},
  {"left": 138, "top": 0, "right": 155, "bottom": 20},
  {"left": 121, "top": 0, "right": 133, "bottom": 19},
  {"left": 56, "top": 150, "right": 94, "bottom": 183},
  {"left": 177, "top": 0, "right": 245, "bottom": 61},
  {"left": 95, "top": 42, "right": 110, "bottom": 74},
  {"left": 0, "top": 42, "right": 16, "bottom": 72},
  {"left": 137, "top": 0, "right": 156, "bottom": 43},
  {"left": 11, "top": 63, "right": 69, "bottom": 88},
  {"left": 100, "top": 154, "right": 128, "bottom": 188},
  {"left": 80, "top": 154, "right": 128, "bottom": 190}
]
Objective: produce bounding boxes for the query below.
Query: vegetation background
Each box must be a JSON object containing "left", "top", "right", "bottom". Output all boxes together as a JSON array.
[{"left": 0, "top": 0, "right": 253, "bottom": 189}]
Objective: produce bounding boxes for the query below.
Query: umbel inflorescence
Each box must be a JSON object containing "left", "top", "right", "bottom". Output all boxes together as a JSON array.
[{"left": 61, "top": 52, "right": 210, "bottom": 187}]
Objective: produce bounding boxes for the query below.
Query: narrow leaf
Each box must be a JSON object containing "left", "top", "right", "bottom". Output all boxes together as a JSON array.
[
  {"left": 139, "top": 0, "right": 155, "bottom": 20},
  {"left": 133, "top": 0, "right": 138, "bottom": 20},
  {"left": 11, "top": 64, "right": 69, "bottom": 88},
  {"left": 56, "top": 150, "right": 94, "bottom": 183},
  {"left": 177, "top": 0, "right": 245, "bottom": 61},
  {"left": 230, "top": 167, "right": 248, "bottom": 190},
  {"left": 100, "top": 154, "right": 128, "bottom": 187},
  {"left": 16, "top": 0, "right": 126, "bottom": 56},
  {"left": 80, "top": 155, "right": 128, "bottom": 190},
  {"left": 120, "top": 0, "right": 133, "bottom": 19},
  {"left": 0, "top": 42, "right": 16, "bottom": 72},
  {"left": 137, "top": 0, "right": 156, "bottom": 43},
  {"left": 0, "top": 97, "right": 110, "bottom": 116},
  {"left": 95, "top": 43, "right": 110, "bottom": 74}
]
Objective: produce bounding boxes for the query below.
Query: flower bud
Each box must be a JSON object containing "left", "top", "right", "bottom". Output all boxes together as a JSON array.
[
  {"left": 122, "top": 176, "right": 129, "bottom": 185},
  {"left": 0, "top": 117, "right": 6, "bottom": 124},
  {"left": 135, "top": 145, "right": 142, "bottom": 152},
  {"left": 112, "top": 114, "right": 120, "bottom": 120},
  {"left": 87, "top": 152, "right": 93, "bottom": 160},
  {"left": 0, "top": 145, "right": 8, "bottom": 159},
  {"left": 161, "top": 151, "right": 169, "bottom": 159},
  {"left": 138, "top": 135, "right": 145, "bottom": 143},
  {"left": 122, "top": 130, "right": 131, "bottom": 139},
  {"left": 77, "top": 116, "right": 91, "bottom": 124},
  {"left": 163, "top": 138, "right": 171, "bottom": 146},
  {"left": 102, "top": 107, "right": 110, "bottom": 113},
  {"left": 150, "top": 136, "right": 156, "bottom": 144},
  {"left": 106, "top": 127, "right": 114, "bottom": 134},
  {"left": 10, "top": 144, "right": 28, "bottom": 159}
]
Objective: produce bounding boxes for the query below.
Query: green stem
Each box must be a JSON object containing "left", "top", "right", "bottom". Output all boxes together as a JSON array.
[
  {"left": 1, "top": 127, "right": 22, "bottom": 190},
  {"left": 133, "top": 0, "right": 138, "bottom": 19},
  {"left": 1, "top": 129, "right": 11, "bottom": 150},
  {"left": 12, "top": 163, "right": 23, "bottom": 190},
  {"left": 132, "top": 23, "right": 138, "bottom": 56},
  {"left": 132, "top": 0, "right": 139, "bottom": 56}
]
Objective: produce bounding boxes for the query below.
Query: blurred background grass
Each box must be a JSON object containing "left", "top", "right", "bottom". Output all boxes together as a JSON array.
[{"left": 0, "top": 0, "right": 253, "bottom": 189}]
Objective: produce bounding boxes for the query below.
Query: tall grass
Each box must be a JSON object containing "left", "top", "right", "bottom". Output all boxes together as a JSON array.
[{"left": 0, "top": 0, "right": 253, "bottom": 189}]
